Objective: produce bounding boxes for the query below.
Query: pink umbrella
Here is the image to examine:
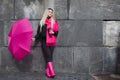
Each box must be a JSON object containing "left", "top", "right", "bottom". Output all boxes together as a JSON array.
[{"left": 8, "top": 18, "right": 33, "bottom": 61}]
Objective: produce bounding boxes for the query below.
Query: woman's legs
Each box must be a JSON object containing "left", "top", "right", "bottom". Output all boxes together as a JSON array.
[
  {"left": 41, "top": 42, "right": 53, "bottom": 62},
  {"left": 49, "top": 46, "right": 55, "bottom": 61},
  {"left": 47, "top": 46, "right": 55, "bottom": 77},
  {"left": 41, "top": 41, "right": 55, "bottom": 77}
]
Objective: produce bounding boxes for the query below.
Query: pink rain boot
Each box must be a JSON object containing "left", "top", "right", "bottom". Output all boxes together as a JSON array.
[
  {"left": 45, "top": 67, "right": 51, "bottom": 77},
  {"left": 47, "top": 62, "right": 56, "bottom": 77}
]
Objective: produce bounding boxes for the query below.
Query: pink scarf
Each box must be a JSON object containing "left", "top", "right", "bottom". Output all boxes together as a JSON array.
[{"left": 45, "top": 18, "right": 59, "bottom": 46}]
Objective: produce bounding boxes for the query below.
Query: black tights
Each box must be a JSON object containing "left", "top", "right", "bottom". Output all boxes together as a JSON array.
[{"left": 41, "top": 41, "right": 55, "bottom": 63}]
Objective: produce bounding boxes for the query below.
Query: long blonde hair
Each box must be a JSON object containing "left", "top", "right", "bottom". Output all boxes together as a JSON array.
[{"left": 40, "top": 8, "right": 55, "bottom": 32}]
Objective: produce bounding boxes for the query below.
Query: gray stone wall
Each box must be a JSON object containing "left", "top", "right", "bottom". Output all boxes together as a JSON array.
[{"left": 0, "top": 0, "right": 119, "bottom": 74}]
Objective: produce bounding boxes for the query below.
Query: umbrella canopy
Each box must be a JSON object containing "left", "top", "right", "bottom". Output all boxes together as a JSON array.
[{"left": 8, "top": 18, "right": 33, "bottom": 61}]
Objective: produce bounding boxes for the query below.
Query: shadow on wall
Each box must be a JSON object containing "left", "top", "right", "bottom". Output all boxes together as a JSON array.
[
  {"left": 23, "top": 0, "right": 44, "bottom": 6},
  {"left": 115, "top": 32, "right": 120, "bottom": 74},
  {"left": 14, "top": 53, "right": 33, "bottom": 72}
]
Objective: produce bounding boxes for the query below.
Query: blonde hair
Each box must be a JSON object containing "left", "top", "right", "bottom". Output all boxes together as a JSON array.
[{"left": 40, "top": 8, "right": 55, "bottom": 32}]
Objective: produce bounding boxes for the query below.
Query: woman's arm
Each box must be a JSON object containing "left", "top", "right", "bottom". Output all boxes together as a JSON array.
[
  {"left": 53, "top": 20, "right": 59, "bottom": 37},
  {"left": 34, "top": 25, "right": 40, "bottom": 40}
]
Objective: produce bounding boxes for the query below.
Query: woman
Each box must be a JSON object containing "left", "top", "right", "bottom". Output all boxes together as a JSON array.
[{"left": 32, "top": 8, "right": 59, "bottom": 78}]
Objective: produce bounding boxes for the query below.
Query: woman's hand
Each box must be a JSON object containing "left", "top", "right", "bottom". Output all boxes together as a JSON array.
[
  {"left": 49, "top": 29, "right": 54, "bottom": 34},
  {"left": 32, "top": 38, "right": 35, "bottom": 42}
]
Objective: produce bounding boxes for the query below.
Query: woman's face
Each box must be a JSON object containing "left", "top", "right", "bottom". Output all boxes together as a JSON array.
[{"left": 47, "top": 9, "right": 53, "bottom": 18}]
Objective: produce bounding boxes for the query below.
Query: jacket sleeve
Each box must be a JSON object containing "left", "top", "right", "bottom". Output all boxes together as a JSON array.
[
  {"left": 53, "top": 20, "right": 59, "bottom": 37},
  {"left": 35, "top": 25, "right": 40, "bottom": 41},
  {"left": 53, "top": 31, "right": 58, "bottom": 37}
]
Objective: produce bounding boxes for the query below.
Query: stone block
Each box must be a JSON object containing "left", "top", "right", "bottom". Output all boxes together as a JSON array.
[
  {"left": 15, "top": 0, "right": 68, "bottom": 19},
  {"left": 73, "top": 47, "right": 116, "bottom": 74},
  {"left": 0, "top": 0, "right": 14, "bottom": 20},
  {"left": 53, "top": 47, "right": 74, "bottom": 73},
  {"left": 57, "top": 20, "right": 103, "bottom": 47},
  {"left": 0, "top": 47, "right": 2, "bottom": 66},
  {"left": 0, "top": 46, "right": 74, "bottom": 73},
  {"left": 55, "top": 0, "right": 68, "bottom": 19},
  {"left": 89, "top": 48, "right": 104, "bottom": 73},
  {"left": 5, "top": 20, "right": 103, "bottom": 47},
  {"left": 73, "top": 47, "right": 104, "bottom": 73},
  {"left": 73, "top": 47, "right": 90, "bottom": 73},
  {"left": 70, "top": 0, "right": 120, "bottom": 20},
  {"left": 103, "top": 47, "right": 117, "bottom": 73},
  {"left": 30, "top": 20, "right": 40, "bottom": 37},
  {"left": 10, "top": 20, "right": 104, "bottom": 47},
  {"left": 3, "top": 21, "right": 12, "bottom": 46},
  {"left": 90, "top": 62, "right": 103, "bottom": 74},
  {"left": 0, "top": 46, "right": 44, "bottom": 72},
  {"left": 80, "top": 74, "right": 95, "bottom": 80},
  {"left": 0, "top": 21, "right": 4, "bottom": 46},
  {"left": 15, "top": 0, "right": 46, "bottom": 19},
  {"left": 116, "top": 47, "right": 120, "bottom": 64},
  {"left": 103, "top": 21, "right": 120, "bottom": 46},
  {"left": 0, "top": 47, "right": 19, "bottom": 72},
  {"left": 30, "top": 47, "right": 45, "bottom": 72}
]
